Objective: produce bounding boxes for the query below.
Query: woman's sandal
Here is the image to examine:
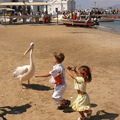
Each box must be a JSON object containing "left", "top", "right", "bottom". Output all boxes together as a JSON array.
[{"left": 86, "top": 110, "right": 92, "bottom": 119}]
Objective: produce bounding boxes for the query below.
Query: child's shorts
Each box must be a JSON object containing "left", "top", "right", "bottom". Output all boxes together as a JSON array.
[{"left": 52, "top": 83, "right": 67, "bottom": 104}]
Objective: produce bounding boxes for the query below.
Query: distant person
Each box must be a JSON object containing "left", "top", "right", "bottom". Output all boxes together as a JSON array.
[
  {"left": 73, "top": 12, "right": 77, "bottom": 20},
  {"left": 69, "top": 12, "right": 73, "bottom": 19},
  {"left": 77, "top": 11, "right": 80, "bottom": 20},
  {"left": 35, "top": 52, "right": 71, "bottom": 110},
  {"left": 41, "top": 12, "right": 45, "bottom": 23},
  {"left": 67, "top": 65, "right": 92, "bottom": 120}
]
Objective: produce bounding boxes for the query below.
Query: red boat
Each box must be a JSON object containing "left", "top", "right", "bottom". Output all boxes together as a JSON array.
[{"left": 61, "top": 19, "right": 95, "bottom": 27}]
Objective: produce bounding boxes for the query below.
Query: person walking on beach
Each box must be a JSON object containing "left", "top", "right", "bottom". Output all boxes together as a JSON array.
[
  {"left": 35, "top": 52, "right": 70, "bottom": 110},
  {"left": 67, "top": 65, "right": 92, "bottom": 120}
]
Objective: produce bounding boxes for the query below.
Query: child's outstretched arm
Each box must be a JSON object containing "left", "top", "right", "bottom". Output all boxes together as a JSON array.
[
  {"left": 35, "top": 73, "right": 51, "bottom": 77},
  {"left": 73, "top": 66, "right": 80, "bottom": 76},
  {"left": 66, "top": 66, "right": 75, "bottom": 79}
]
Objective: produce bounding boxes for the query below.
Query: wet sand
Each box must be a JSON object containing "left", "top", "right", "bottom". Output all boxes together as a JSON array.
[{"left": 0, "top": 24, "right": 120, "bottom": 120}]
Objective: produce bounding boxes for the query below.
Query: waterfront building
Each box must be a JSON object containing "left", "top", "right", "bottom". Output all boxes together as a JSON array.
[
  {"left": 0, "top": 0, "right": 45, "bottom": 14},
  {"left": 47, "top": 0, "right": 76, "bottom": 14},
  {"left": 0, "top": 0, "right": 76, "bottom": 15}
]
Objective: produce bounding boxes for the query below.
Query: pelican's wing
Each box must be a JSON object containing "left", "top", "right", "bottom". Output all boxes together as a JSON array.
[{"left": 13, "top": 65, "right": 29, "bottom": 77}]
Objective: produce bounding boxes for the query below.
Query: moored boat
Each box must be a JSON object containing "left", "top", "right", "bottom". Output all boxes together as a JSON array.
[{"left": 61, "top": 19, "right": 95, "bottom": 27}]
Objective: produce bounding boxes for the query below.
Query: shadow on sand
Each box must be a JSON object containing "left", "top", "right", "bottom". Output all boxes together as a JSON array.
[
  {"left": 91, "top": 103, "right": 98, "bottom": 108},
  {"left": 22, "top": 83, "right": 52, "bottom": 91},
  {"left": 90, "top": 110, "right": 119, "bottom": 120},
  {"left": 90, "top": 104, "right": 119, "bottom": 120},
  {"left": 0, "top": 104, "right": 31, "bottom": 120},
  {"left": 63, "top": 103, "right": 119, "bottom": 120},
  {"left": 63, "top": 103, "right": 98, "bottom": 113}
]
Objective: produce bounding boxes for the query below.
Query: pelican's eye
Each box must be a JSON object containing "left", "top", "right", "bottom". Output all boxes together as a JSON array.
[{"left": 30, "top": 43, "right": 34, "bottom": 47}]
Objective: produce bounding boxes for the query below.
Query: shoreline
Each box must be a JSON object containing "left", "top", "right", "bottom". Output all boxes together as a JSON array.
[
  {"left": 95, "top": 25, "right": 120, "bottom": 35},
  {"left": 1, "top": 21, "right": 120, "bottom": 35},
  {"left": 96, "top": 20, "right": 120, "bottom": 35}
]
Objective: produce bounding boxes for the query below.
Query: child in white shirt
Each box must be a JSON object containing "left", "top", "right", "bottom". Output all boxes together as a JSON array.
[{"left": 35, "top": 52, "right": 70, "bottom": 110}]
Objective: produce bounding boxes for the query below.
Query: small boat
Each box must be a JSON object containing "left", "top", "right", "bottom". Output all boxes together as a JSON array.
[
  {"left": 61, "top": 19, "right": 95, "bottom": 27},
  {"left": 98, "top": 17, "right": 114, "bottom": 22}
]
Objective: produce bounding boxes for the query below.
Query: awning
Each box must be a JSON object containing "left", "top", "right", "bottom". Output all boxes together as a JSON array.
[
  {"left": 0, "top": 8, "right": 15, "bottom": 11},
  {"left": 26, "top": 2, "right": 48, "bottom": 6},
  {"left": 0, "top": 2, "right": 24, "bottom": 6},
  {"left": 0, "top": 2, "right": 48, "bottom": 6}
]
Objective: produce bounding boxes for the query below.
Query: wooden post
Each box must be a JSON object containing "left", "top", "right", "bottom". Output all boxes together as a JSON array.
[
  {"left": 35, "top": 17, "right": 39, "bottom": 24},
  {"left": 45, "top": 1, "right": 48, "bottom": 15},
  {"left": 22, "top": 0, "right": 26, "bottom": 23},
  {"left": 9, "top": 17, "right": 13, "bottom": 24}
]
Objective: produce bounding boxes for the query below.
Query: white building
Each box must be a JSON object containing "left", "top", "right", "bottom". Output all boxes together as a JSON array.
[
  {"left": 0, "top": 0, "right": 76, "bottom": 15},
  {"left": 47, "top": 0, "right": 76, "bottom": 14},
  {"left": 0, "top": 0, "right": 46, "bottom": 14}
]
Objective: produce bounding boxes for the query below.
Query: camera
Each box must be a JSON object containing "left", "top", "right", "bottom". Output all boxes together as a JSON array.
[{"left": 67, "top": 66, "right": 73, "bottom": 70}]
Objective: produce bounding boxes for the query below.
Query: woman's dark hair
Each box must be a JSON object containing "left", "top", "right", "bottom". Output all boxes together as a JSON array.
[
  {"left": 54, "top": 52, "right": 65, "bottom": 63},
  {"left": 78, "top": 65, "right": 92, "bottom": 83}
]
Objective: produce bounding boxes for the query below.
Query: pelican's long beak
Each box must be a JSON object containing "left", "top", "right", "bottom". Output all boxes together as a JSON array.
[{"left": 24, "top": 46, "right": 32, "bottom": 56}]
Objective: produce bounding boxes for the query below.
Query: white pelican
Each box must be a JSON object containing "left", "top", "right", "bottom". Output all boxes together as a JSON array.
[{"left": 13, "top": 43, "right": 35, "bottom": 88}]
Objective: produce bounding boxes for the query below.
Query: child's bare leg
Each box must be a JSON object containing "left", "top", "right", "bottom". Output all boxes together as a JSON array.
[
  {"left": 84, "top": 110, "right": 92, "bottom": 119},
  {"left": 58, "top": 99, "right": 66, "bottom": 108},
  {"left": 57, "top": 99, "right": 71, "bottom": 110},
  {"left": 60, "top": 99, "right": 71, "bottom": 108},
  {"left": 78, "top": 111, "right": 86, "bottom": 118},
  {"left": 60, "top": 99, "right": 66, "bottom": 105}
]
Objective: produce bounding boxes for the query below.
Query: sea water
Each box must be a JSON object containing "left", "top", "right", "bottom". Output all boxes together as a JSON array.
[
  {"left": 99, "top": 21, "right": 120, "bottom": 34},
  {"left": 97, "top": 20, "right": 120, "bottom": 34}
]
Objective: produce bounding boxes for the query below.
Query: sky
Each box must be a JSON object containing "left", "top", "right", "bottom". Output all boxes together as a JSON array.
[{"left": 75, "top": 0, "right": 120, "bottom": 9}]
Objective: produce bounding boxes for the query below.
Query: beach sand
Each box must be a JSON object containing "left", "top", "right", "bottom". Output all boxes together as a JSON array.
[{"left": 0, "top": 24, "right": 120, "bottom": 120}]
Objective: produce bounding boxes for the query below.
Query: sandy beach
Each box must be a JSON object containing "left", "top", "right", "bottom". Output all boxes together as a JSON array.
[{"left": 0, "top": 24, "right": 120, "bottom": 120}]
